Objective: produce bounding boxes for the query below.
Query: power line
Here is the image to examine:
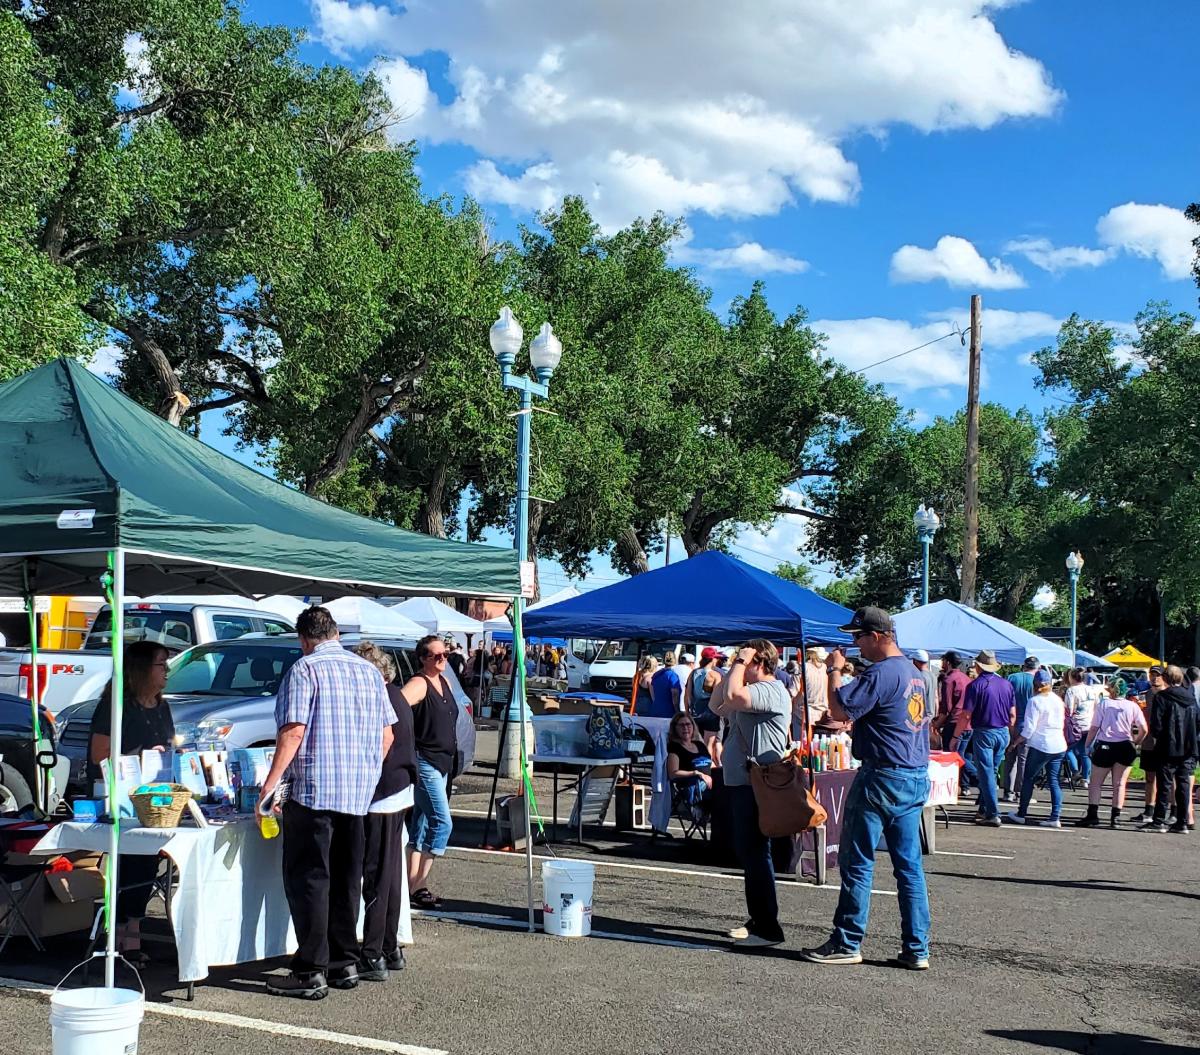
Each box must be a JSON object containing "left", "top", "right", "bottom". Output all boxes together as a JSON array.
[{"left": 853, "top": 328, "right": 966, "bottom": 376}]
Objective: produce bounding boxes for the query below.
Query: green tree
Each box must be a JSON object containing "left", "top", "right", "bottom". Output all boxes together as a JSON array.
[
  {"left": 1035, "top": 303, "right": 1200, "bottom": 658},
  {"left": 774, "top": 562, "right": 815, "bottom": 588},
  {"left": 810, "top": 403, "right": 1067, "bottom": 620}
]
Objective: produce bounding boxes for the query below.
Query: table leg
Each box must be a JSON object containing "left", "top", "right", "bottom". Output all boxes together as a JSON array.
[
  {"left": 815, "top": 825, "right": 827, "bottom": 887},
  {"left": 578, "top": 768, "right": 586, "bottom": 843},
  {"left": 186, "top": 981, "right": 194, "bottom": 1001}
]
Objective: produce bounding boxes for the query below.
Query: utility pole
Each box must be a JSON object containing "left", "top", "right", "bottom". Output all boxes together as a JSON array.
[{"left": 960, "top": 294, "right": 982, "bottom": 607}]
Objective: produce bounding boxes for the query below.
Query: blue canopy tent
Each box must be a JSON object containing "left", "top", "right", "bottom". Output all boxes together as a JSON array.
[
  {"left": 490, "top": 631, "right": 567, "bottom": 647},
  {"left": 1075, "top": 649, "right": 1117, "bottom": 670},
  {"left": 890, "top": 599, "right": 1075, "bottom": 666},
  {"left": 523, "top": 551, "right": 853, "bottom": 645}
]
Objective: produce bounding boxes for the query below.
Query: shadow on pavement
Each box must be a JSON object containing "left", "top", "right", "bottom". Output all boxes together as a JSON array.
[
  {"left": 933, "top": 871, "right": 1200, "bottom": 902},
  {"left": 988, "top": 1030, "right": 1198, "bottom": 1054}
]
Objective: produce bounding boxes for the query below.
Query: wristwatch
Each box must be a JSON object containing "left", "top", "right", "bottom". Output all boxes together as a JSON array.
[{"left": 731, "top": 657, "right": 745, "bottom": 665}]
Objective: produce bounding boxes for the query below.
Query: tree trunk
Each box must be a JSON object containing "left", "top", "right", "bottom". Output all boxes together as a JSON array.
[
  {"left": 681, "top": 514, "right": 720, "bottom": 557},
  {"left": 415, "top": 458, "right": 449, "bottom": 538},
  {"left": 998, "top": 571, "right": 1031, "bottom": 624},
  {"left": 82, "top": 304, "right": 191, "bottom": 424},
  {"left": 614, "top": 523, "right": 650, "bottom": 575}
]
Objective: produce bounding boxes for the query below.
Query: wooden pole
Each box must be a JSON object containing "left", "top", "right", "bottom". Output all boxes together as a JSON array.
[{"left": 960, "top": 294, "right": 982, "bottom": 607}]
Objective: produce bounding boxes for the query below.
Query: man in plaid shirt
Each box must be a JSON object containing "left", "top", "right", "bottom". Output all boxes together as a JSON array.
[{"left": 260, "top": 605, "right": 394, "bottom": 999}]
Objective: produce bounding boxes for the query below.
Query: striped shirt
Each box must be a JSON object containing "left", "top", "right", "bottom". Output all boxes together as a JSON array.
[{"left": 275, "top": 640, "right": 393, "bottom": 815}]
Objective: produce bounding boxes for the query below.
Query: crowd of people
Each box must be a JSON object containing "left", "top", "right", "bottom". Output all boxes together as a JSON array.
[{"left": 931, "top": 651, "right": 1199, "bottom": 833}]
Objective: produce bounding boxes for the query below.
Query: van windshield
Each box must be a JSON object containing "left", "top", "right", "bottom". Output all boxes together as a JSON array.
[{"left": 597, "top": 640, "right": 678, "bottom": 661}]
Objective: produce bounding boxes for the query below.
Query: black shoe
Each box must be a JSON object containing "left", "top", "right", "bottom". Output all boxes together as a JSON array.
[
  {"left": 358, "top": 956, "right": 388, "bottom": 982},
  {"left": 1074, "top": 806, "right": 1100, "bottom": 828},
  {"left": 267, "top": 971, "right": 328, "bottom": 1000},
  {"left": 1168, "top": 824, "right": 1189, "bottom": 835},
  {"left": 385, "top": 949, "right": 407, "bottom": 971},
  {"left": 328, "top": 965, "right": 359, "bottom": 990},
  {"left": 410, "top": 887, "right": 441, "bottom": 909}
]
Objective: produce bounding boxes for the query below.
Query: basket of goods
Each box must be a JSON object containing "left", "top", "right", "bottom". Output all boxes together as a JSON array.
[{"left": 130, "top": 783, "right": 193, "bottom": 828}]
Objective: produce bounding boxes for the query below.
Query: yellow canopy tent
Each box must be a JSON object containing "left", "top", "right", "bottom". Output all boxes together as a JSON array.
[{"left": 1102, "top": 644, "right": 1163, "bottom": 668}]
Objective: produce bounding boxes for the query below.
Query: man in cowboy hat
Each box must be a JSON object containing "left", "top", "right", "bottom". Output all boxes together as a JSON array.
[{"left": 962, "top": 649, "right": 1016, "bottom": 827}]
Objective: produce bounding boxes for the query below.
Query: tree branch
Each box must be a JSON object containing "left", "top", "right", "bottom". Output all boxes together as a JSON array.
[
  {"left": 109, "top": 94, "right": 174, "bottom": 129},
  {"left": 83, "top": 302, "right": 189, "bottom": 425},
  {"left": 772, "top": 502, "right": 839, "bottom": 523},
  {"left": 218, "top": 304, "right": 278, "bottom": 332},
  {"left": 60, "top": 224, "right": 235, "bottom": 265}
]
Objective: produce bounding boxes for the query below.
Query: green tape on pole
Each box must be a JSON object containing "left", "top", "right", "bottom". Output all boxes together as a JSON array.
[{"left": 101, "top": 555, "right": 118, "bottom": 941}]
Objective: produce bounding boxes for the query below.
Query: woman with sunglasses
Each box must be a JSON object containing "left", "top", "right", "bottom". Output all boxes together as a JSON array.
[
  {"left": 88, "top": 640, "right": 175, "bottom": 964},
  {"left": 401, "top": 634, "right": 459, "bottom": 909},
  {"left": 666, "top": 713, "right": 713, "bottom": 820}
]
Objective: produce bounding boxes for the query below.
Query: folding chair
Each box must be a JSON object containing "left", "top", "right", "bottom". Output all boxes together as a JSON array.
[
  {"left": 669, "top": 781, "right": 709, "bottom": 841},
  {"left": 0, "top": 823, "right": 50, "bottom": 955}
]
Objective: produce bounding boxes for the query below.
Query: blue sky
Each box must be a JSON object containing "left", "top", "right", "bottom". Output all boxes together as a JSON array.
[{"left": 197, "top": 1, "right": 1199, "bottom": 593}]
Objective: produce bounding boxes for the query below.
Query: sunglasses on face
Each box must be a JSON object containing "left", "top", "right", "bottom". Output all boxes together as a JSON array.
[{"left": 425, "top": 651, "right": 447, "bottom": 662}]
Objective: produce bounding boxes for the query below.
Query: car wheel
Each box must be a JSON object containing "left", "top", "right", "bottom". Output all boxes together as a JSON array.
[{"left": 0, "top": 763, "right": 33, "bottom": 815}]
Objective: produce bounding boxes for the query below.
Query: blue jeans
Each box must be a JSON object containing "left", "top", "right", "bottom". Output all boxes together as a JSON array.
[
  {"left": 831, "top": 765, "right": 931, "bottom": 958},
  {"left": 728, "top": 784, "right": 783, "bottom": 942},
  {"left": 971, "top": 727, "right": 1010, "bottom": 819},
  {"left": 944, "top": 727, "right": 977, "bottom": 787},
  {"left": 409, "top": 757, "right": 453, "bottom": 856},
  {"left": 1018, "top": 748, "right": 1064, "bottom": 819},
  {"left": 1063, "top": 739, "right": 1092, "bottom": 782}
]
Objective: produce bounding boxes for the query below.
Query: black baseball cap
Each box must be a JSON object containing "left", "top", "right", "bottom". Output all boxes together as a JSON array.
[{"left": 839, "top": 606, "right": 894, "bottom": 635}]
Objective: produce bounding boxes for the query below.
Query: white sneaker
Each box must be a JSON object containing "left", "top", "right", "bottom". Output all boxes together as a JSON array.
[
  {"left": 1002, "top": 811, "right": 1025, "bottom": 825},
  {"left": 1039, "top": 818, "right": 1062, "bottom": 828}
]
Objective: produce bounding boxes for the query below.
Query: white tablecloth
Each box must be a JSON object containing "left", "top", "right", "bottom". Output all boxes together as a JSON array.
[
  {"left": 34, "top": 794, "right": 413, "bottom": 983},
  {"left": 625, "top": 715, "right": 671, "bottom": 832}
]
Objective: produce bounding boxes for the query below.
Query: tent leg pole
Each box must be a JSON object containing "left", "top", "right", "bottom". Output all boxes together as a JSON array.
[
  {"left": 513, "top": 597, "right": 535, "bottom": 932},
  {"left": 104, "top": 549, "right": 126, "bottom": 989},
  {"left": 481, "top": 650, "right": 520, "bottom": 848},
  {"left": 22, "top": 565, "right": 43, "bottom": 812}
]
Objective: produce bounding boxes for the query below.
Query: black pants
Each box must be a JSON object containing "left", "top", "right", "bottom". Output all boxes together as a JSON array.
[
  {"left": 728, "top": 784, "right": 783, "bottom": 942},
  {"left": 361, "top": 811, "right": 406, "bottom": 961},
  {"left": 281, "top": 801, "right": 365, "bottom": 974},
  {"left": 1153, "top": 759, "right": 1197, "bottom": 825}
]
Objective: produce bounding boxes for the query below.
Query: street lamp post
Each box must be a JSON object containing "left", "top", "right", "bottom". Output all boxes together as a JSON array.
[
  {"left": 913, "top": 503, "right": 941, "bottom": 606},
  {"left": 1065, "top": 550, "right": 1084, "bottom": 657},
  {"left": 490, "top": 306, "right": 562, "bottom": 932}
]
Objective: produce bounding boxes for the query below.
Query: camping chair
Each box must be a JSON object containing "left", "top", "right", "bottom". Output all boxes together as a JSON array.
[
  {"left": 669, "top": 780, "right": 709, "bottom": 841},
  {"left": 0, "top": 823, "right": 50, "bottom": 955}
]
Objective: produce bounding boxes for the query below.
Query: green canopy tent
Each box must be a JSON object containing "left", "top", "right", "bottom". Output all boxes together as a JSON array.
[{"left": 0, "top": 358, "right": 520, "bottom": 986}]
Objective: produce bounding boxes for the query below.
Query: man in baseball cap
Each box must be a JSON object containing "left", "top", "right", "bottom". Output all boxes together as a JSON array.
[
  {"left": 911, "top": 650, "right": 937, "bottom": 722},
  {"left": 801, "top": 605, "right": 932, "bottom": 971}
]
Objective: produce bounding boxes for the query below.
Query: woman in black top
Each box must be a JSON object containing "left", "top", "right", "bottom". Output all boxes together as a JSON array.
[
  {"left": 667, "top": 713, "right": 714, "bottom": 816},
  {"left": 88, "top": 640, "right": 175, "bottom": 964},
  {"left": 353, "top": 642, "right": 419, "bottom": 977},
  {"left": 401, "top": 635, "right": 459, "bottom": 908}
]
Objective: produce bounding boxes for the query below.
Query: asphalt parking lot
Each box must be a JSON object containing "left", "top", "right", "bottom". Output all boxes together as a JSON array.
[{"left": 3, "top": 747, "right": 1198, "bottom": 1055}]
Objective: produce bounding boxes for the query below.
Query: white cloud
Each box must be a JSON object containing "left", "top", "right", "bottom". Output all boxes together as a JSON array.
[
  {"left": 464, "top": 160, "right": 562, "bottom": 213},
  {"left": 313, "top": 0, "right": 1061, "bottom": 227},
  {"left": 1031, "top": 584, "right": 1056, "bottom": 611},
  {"left": 376, "top": 58, "right": 434, "bottom": 121},
  {"left": 816, "top": 308, "right": 1066, "bottom": 391},
  {"left": 734, "top": 487, "right": 815, "bottom": 568},
  {"left": 1096, "top": 202, "right": 1199, "bottom": 281},
  {"left": 673, "top": 231, "right": 809, "bottom": 275},
  {"left": 87, "top": 345, "right": 122, "bottom": 380},
  {"left": 1003, "top": 236, "right": 1114, "bottom": 273},
  {"left": 814, "top": 317, "right": 967, "bottom": 390},
  {"left": 890, "top": 235, "right": 1026, "bottom": 289}
]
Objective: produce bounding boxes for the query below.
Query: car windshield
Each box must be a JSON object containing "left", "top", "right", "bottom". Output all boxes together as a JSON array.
[
  {"left": 166, "top": 643, "right": 303, "bottom": 697},
  {"left": 598, "top": 640, "right": 678, "bottom": 661}
]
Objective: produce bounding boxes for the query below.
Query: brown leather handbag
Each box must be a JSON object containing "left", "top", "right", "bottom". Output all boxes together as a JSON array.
[{"left": 747, "top": 747, "right": 828, "bottom": 837}]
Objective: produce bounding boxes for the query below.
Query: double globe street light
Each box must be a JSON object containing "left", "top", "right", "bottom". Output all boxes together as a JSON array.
[
  {"left": 913, "top": 503, "right": 941, "bottom": 606},
  {"left": 489, "top": 305, "right": 563, "bottom": 931}
]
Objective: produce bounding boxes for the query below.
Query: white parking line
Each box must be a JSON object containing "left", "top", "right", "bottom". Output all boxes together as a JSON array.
[
  {"left": 933, "top": 850, "right": 1015, "bottom": 860},
  {"left": 447, "top": 845, "right": 899, "bottom": 896},
  {"left": 0, "top": 976, "right": 447, "bottom": 1055}
]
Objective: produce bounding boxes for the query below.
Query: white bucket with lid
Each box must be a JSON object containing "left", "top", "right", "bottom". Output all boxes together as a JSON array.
[{"left": 541, "top": 859, "right": 595, "bottom": 937}]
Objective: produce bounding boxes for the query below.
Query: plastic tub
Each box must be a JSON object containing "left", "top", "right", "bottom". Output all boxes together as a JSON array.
[
  {"left": 50, "top": 986, "right": 144, "bottom": 1055},
  {"left": 541, "top": 859, "right": 595, "bottom": 937}
]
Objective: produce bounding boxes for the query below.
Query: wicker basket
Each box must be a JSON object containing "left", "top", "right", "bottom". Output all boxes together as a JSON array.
[{"left": 130, "top": 784, "right": 193, "bottom": 829}]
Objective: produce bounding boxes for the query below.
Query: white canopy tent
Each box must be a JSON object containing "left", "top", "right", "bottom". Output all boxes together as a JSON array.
[
  {"left": 391, "top": 596, "right": 484, "bottom": 637},
  {"left": 322, "top": 596, "right": 428, "bottom": 639}
]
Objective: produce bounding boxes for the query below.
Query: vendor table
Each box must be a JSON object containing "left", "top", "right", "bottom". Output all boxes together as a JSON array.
[
  {"left": 33, "top": 798, "right": 414, "bottom": 991},
  {"left": 529, "top": 755, "right": 650, "bottom": 843}
]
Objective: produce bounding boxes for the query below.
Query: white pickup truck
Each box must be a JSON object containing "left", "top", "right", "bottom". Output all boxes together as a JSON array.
[{"left": 0, "top": 601, "right": 294, "bottom": 715}]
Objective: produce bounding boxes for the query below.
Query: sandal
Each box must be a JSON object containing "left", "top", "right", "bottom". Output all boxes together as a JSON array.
[{"left": 409, "top": 887, "right": 441, "bottom": 909}]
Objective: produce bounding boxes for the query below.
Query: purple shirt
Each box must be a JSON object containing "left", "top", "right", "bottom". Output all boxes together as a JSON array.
[{"left": 963, "top": 671, "right": 1015, "bottom": 730}]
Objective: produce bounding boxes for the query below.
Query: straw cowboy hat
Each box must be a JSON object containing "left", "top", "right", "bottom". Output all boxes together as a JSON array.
[{"left": 973, "top": 649, "right": 1001, "bottom": 672}]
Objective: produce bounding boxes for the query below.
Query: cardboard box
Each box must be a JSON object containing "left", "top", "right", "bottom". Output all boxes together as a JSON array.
[{"left": 0, "top": 856, "right": 104, "bottom": 939}]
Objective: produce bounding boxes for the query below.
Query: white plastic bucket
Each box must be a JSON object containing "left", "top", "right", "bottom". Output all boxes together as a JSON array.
[
  {"left": 50, "top": 987, "right": 144, "bottom": 1055},
  {"left": 541, "top": 859, "right": 595, "bottom": 938}
]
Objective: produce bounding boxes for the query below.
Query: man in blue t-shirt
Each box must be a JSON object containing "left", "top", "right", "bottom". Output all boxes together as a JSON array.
[
  {"left": 1002, "top": 656, "right": 1038, "bottom": 803},
  {"left": 646, "top": 651, "right": 683, "bottom": 718},
  {"left": 801, "top": 606, "right": 932, "bottom": 971}
]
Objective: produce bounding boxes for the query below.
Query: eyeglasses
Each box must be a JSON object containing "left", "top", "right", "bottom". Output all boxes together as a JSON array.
[{"left": 426, "top": 652, "right": 448, "bottom": 662}]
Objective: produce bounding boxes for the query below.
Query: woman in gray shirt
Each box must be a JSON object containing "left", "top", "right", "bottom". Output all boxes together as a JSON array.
[{"left": 712, "top": 639, "right": 792, "bottom": 948}]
